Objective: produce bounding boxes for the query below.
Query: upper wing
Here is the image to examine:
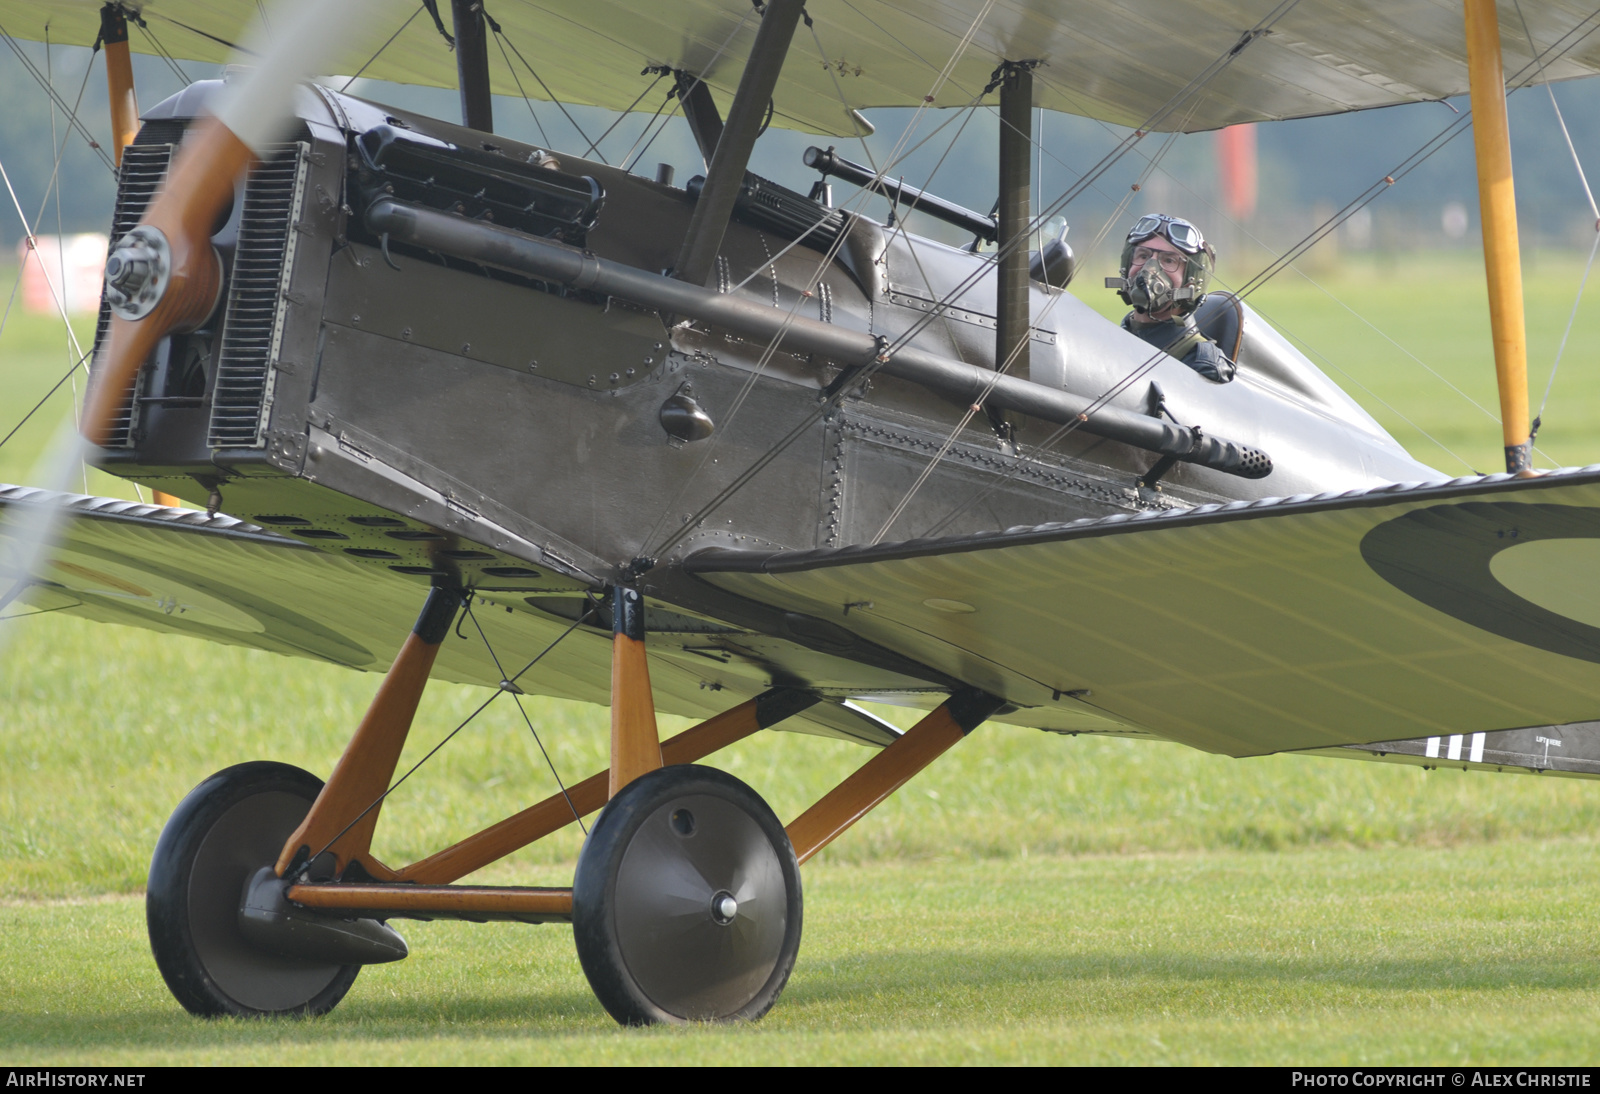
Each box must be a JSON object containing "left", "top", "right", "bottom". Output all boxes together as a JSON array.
[
  {"left": 0, "top": 486, "right": 901, "bottom": 746},
  {"left": 688, "top": 466, "right": 1600, "bottom": 757},
  {"left": 2, "top": 1, "right": 1597, "bottom": 134}
]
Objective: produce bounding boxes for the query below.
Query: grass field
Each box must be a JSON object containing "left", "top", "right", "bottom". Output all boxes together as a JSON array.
[{"left": 4, "top": 250, "right": 1600, "bottom": 1064}]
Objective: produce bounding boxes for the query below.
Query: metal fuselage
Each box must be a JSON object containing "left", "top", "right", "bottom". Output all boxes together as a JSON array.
[{"left": 94, "top": 82, "right": 1437, "bottom": 686}]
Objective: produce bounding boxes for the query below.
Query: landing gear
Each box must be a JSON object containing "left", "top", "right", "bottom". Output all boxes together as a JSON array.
[
  {"left": 572, "top": 765, "right": 803, "bottom": 1024},
  {"left": 146, "top": 761, "right": 361, "bottom": 1017},
  {"left": 138, "top": 582, "right": 997, "bottom": 1027}
]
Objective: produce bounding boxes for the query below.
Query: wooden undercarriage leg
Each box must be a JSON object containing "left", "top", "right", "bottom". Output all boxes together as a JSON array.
[
  {"left": 393, "top": 687, "right": 821, "bottom": 884},
  {"left": 786, "top": 689, "right": 1005, "bottom": 865},
  {"left": 609, "top": 586, "right": 662, "bottom": 798},
  {"left": 275, "top": 586, "right": 464, "bottom": 880}
]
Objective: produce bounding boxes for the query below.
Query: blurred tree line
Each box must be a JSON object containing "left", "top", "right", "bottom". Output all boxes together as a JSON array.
[{"left": 1, "top": 35, "right": 1598, "bottom": 254}]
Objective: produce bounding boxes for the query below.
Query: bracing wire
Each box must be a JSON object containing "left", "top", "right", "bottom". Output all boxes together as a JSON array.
[
  {"left": 463, "top": 599, "right": 587, "bottom": 834},
  {"left": 43, "top": 34, "right": 88, "bottom": 495},
  {"left": 1031, "top": 64, "right": 1509, "bottom": 463},
  {"left": 126, "top": 10, "right": 194, "bottom": 86},
  {"left": 920, "top": 16, "right": 1600, "bottom": 537},
  {"left": 0, "top": 157, "right": 89, "bottom": 364},
  {"left": 626, "top": 6, "right": 758, "bottom": 173},
  {"left": 0, "top": 22, "right": 115, "bottom": 172},
  {"left": 871, "top": 114, "right": 1195, "bottom": 545},
  {"left": 482, "top": 5, "right": 603, "bottom": 163},
  {"left": 490, "top": 30, "right": 553, "bottom": 148},
  {"left": 0, "top": 352, "right": 93, "bottom": 453},
  {"left": 292, "top": 608, "right": 589, "bottom": 881},
  {"left": 1514, "top": 0, "right": 1600, "bottom": 434},
  {"left": 341, "top": 4, "right": 426, "bottom": 92},
  {"left": 620, "top": 85, "right": 683, "bottom": 172},
  {"left": 577, "top": 70, "right": 666, "bottom": 162},
  {"left": 640, "top": 0, "right": 1005, "bottom": 558},
  {"left": 642, "top": 0, "right": 1302, "bottom": 558}
]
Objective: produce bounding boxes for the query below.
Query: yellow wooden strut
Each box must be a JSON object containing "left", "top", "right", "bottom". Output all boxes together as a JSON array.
[
  {"left": 101, "top": 4, "right": 139, "bottom": 167},
  {"left": 1463, "top": 0, "right": 1533, "bottom": 474}
]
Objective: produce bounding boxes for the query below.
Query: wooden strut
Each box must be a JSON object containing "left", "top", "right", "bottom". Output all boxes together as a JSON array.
[
  {"left": 394, "top": 686, "right": 821, "bottom": 885},
  {"left": 270, "top": 586, "right": 1005, "bottom": 917},
  {"left": 101, "top": 4, "right": 139, "bottom": 167},
  {"left": 609, "top": 586, "right": 663, "bottom": 797},
  {"left": 786, "top": 689, "right": 1006, "bottom": 865},
  {"left": 287, "top": 883, "right": 573, "bottom": 922},
  {"left": 1463, "top": 0, "right": 1532, "bottom": 474},
  {"left": 274, "top": 586, "right": 464, "bottom": 880}
]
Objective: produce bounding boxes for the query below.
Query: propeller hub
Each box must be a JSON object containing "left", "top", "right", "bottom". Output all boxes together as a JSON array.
[{"left": 104, "top": 225, "right": 172, "bottom": 320}]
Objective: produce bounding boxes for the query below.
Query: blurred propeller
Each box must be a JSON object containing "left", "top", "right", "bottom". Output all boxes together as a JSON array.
[{"left": 2, "top": 0, "right": 385, "bottom": 628}]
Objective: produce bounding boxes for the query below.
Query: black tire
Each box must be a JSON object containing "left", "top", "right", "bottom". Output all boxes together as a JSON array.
[
  {"left": 572, "top": 764, "right": 802, "bottom": 1025},
  {"left": 146, "top": 761, "right": 360, "bottom": 1017}
]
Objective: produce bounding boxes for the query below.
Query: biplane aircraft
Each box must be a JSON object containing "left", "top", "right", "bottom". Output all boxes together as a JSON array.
[{"left": 3, "top": 0, "right": 1600, "bottom": 1025}]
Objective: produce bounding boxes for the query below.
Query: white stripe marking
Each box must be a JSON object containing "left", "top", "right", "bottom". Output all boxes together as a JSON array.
[
  {"left": 1446, "top": 734, "right": 1464, "bottom": 760},
  {"left": 1425, "top": 736, "right": 1441, "bottom": 758},
  {"left": 1470, "top": 732, "right": 1486, "bottom": 763}
]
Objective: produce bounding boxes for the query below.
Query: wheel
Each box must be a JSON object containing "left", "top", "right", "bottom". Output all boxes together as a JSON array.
[
  {"left": 572, "top": 764, "right": 802, "bottom": 1025},
  {"left": 146, "top": 761, "right": 361, "bottom": 1017}
]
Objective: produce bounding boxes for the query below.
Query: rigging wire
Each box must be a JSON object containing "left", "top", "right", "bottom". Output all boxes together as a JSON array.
[
  {"left": 577, "top": 70, "right": 666, "bottom": 162},
  {"left": 125, "top": 9, "right": 194, "bottom": 87},
  {"left": 851, "top": 1, "right": 1302, "bottom": 383},
  {"left": 1513, "top": 0, "right": 1600, "bottom": 434},
  {"left": 620, "top": 84, "right": 683, "bottom": 172},
  {"left": 0, "top": 23, "right": 115, "bottom": 173},
  {"left": 1218, "top": 293, "right": 1481, "bottom": 474},
  {"left": 0, "top": 158, "right": 89, "bottom": 364},
  {"left": 1539, "top": 231, "right": 1600, "bottom": 429},
  {"left": 640, "top": 0, "right": 1003, "bottom": 558},
  {"left": 462, "top": 598, "right": 587, "bottom": 834},
  {"left": 490, "top": 29, "right": 553, "bottom": 148},
  {"left": 0, "top": 602, "right": 74, "bottom": 623},
  {"left": 44, "top": 34, "right": 88, "bottom": 495},
  {"left": 146, "top": 14, "right": 247, "bottom": 56},
  {"left": 481, "top": 5, "right": 603, "bottom": 163},
  {"left": 0, "top": 352, "right": 93, "bottom": 453},
  {"left": 624, "top": 8, "right": 758, "bottom": 173},
  {"left": 919, "top": 19, "right": 1600, "bottom": 537},
  {"left": 1031, "top": 67, "right": 1511, "bottom": 465},
  {"left": 848, "top": 46, "right": 1202, "bottom": 543},
  {"left": 291, "top": 608, "right": 589, "bottom": 881},
  {"left": 644, "top": 0, "right": 1298, "bottom": 558},
  {"left": 871, "top": 119, "right": 1194, "bottom": 544},
  {"left": 0, "top": 50, "right": 101, "bottom": 446},
  {"left": 341, "top": 3, "right": 426, "bottom": 92}
]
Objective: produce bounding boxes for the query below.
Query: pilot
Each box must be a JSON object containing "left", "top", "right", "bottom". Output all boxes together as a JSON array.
[{"left": 1109, "top": 214, "right": 1235, "bottom": 383}]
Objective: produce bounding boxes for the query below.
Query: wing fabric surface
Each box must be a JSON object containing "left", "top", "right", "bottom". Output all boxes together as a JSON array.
[
  {"left": 2, "top": 1, "right": 1599, "bottom": 134},
  {"left": 0, "top": 487, "right": 896, "bottom": 745},
  {"left": 689, "top": 467, "right": 1600, "bottom": 757}
]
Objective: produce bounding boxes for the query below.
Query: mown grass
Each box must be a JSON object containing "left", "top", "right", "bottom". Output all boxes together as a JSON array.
[
  {"left": 3, "top": 253, "right": 1600, "bottom": 1062},
  {"left": 5, "top": 842, "right": 1599, "bottom": 1064}
]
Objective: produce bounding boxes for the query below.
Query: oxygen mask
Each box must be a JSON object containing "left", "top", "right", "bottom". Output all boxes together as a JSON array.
[
  {"left": 1106, "top": 245, "right": 1200, "bottom": 316},
  {"left": 1126, "top": 261, "right": 1179, "bottom": 314}
]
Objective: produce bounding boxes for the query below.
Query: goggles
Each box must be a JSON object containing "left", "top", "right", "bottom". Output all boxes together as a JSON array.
[
  {"left": 1131, "top": 246, "right": 1187, "bottom": 274},
  {"left": 1127, "top": 214, "right": 1205, "bottom": 255}
]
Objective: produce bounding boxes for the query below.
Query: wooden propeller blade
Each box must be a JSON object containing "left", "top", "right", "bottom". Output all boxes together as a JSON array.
[
  {"left": 82, "top": 0, "right": 386, "bottom": 449},
  {"left": 81, "top": 118, "right": 252, "bottom": 448}
]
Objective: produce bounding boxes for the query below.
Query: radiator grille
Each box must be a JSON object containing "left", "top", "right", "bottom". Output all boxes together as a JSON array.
[
  {"left": 207, "top": 142, "right": 311, "bottom": 449},
  {"left": 91, "top": 142, "right": 174, "bottom": 448}
]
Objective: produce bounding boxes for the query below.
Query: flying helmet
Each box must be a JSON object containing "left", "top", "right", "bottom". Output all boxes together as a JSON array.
[{"left": 1113, "top": 214, "right": 1216, "bottom": 318}]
